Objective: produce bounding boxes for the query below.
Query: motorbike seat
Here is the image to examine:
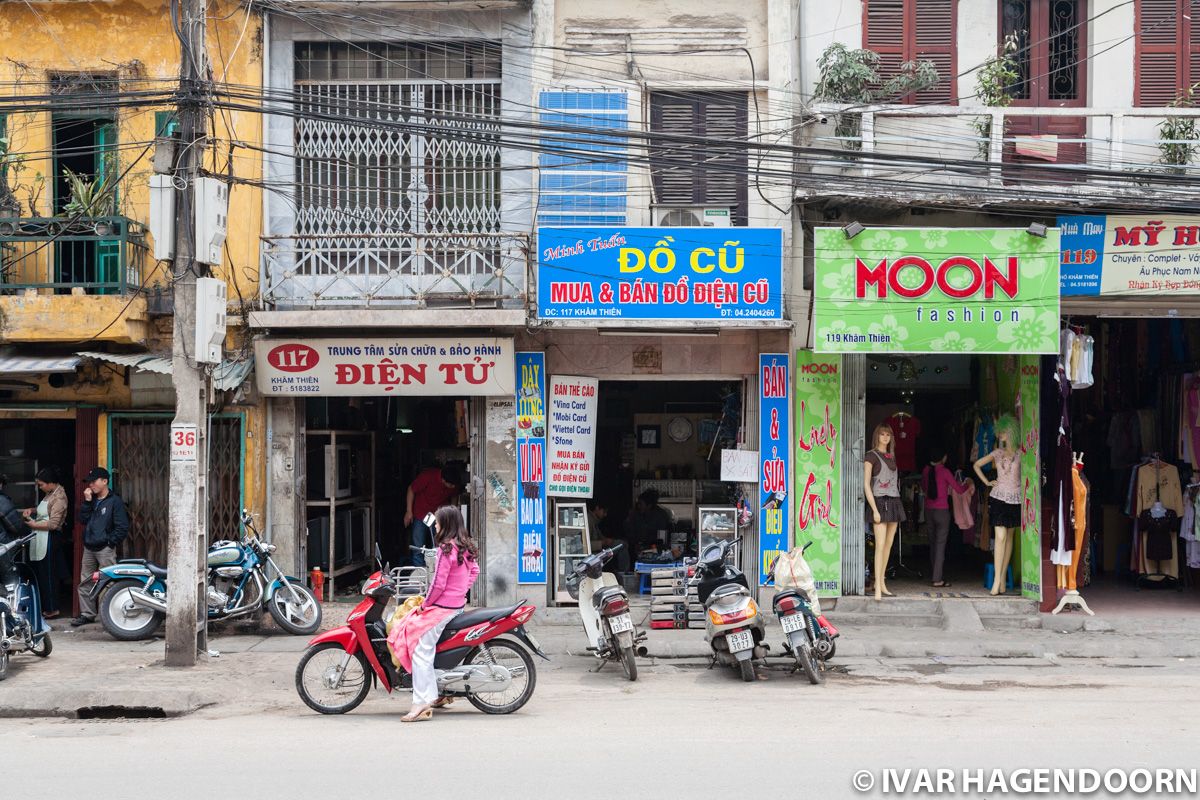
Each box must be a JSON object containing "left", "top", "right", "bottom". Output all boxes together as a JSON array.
[
  {"left": 772, "top": 588, "right": 809, "bottom": 610},
  {"left": 115, "top": 559, "right": 168, "bottom": 580},
  {"left": 591, "top": 586, "right": 626, "bottom": 609},
  {"left": 439, "top": 603, "right": 522, "bottom": 636}
]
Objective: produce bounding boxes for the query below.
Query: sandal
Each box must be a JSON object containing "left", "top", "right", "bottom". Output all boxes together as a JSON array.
[
  {"left": 931, "top": 581, "right": 951, "bottom": 588},
  {"left": 401, "top": 707, "right": 433, "bottom": 723},
  {"left": 431, "top": 697, "right": 455, "bottom": 709}
]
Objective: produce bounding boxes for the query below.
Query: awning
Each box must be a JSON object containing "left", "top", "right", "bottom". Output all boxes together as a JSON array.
[
  {"left": 76, "top": 352, "right": 254, "bottom": 392},
  {"left": 0, "top": 353, "right": 82, "bottom": 375}
]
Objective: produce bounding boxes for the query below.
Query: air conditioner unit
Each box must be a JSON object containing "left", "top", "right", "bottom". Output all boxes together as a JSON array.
[{"left": 652, "top": 205, "right": 732, "bottom": 228}]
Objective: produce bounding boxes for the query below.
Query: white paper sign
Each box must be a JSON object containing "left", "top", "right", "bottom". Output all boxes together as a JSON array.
[
  {"left": 171, "top": 424, "right": 199, "bottom": 463},
  {"left": 721, "top": 449, "right": 759, "bottom": 482},
  {"left": 547, "top": 375, "right": 598, "bottom": 498},
  {"left": 254, "top": 337, "right": 515, "bottom": 396}
]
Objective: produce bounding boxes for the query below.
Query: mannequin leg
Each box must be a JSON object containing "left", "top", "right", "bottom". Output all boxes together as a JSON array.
[
  {"left": 875, "top": 523, "right": 898, "bottom": 599},
  {"left": 990, "top": 527, "right": 1008, "bottom": 595},
  {"left": 999, "top": 527, "right": 1015, "bottom": 592}
]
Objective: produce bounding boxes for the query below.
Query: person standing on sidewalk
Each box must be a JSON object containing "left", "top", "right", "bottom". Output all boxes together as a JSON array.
[
  {"left": 21, "top": 468, "right": 68, "bottom": 619},
  {"left": 72, "top": 467, "right": 130, "bottom": 626}
]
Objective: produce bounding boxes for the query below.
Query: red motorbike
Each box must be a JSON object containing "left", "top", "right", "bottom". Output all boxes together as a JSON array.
[{"left": 295, "top": 565, "right": 547, "bottom": 715}]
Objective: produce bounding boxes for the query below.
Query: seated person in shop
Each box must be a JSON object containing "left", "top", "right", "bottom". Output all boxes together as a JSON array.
[
  {"left": 624, "top": 489, "right": 676, "bottom": 553},
  {"left": 588, "top": 500, "right": 631, "bottom": 573}
]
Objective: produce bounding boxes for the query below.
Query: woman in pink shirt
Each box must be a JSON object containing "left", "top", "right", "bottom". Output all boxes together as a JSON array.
[
  {"left": 922, "top": 447, "right": 968, "bottom": 588},
  {"left": 391, "top": 505, "right": 480, "bottom": 722}
]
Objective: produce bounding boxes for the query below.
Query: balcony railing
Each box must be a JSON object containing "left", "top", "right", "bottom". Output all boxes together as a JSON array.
[
  {"left": 259, "top": 232, "right": 529, "bottom": 309},
  {"left": 0, "top": 216, "right": 149, "bottom": 295},
  {"left": 802, "top": 103, "right": 1200, "bottom": 203}
]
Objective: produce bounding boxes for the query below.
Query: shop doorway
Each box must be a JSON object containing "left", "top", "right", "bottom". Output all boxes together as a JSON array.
[
  {"left": 303, "top": 396, "right": 476, "bottom": 599},
  {"left": 1062, "top": 317, "right": 1200, "bottom": 603},
  {"left": 548, "top": 379, "right": 747, "bottom": 606},
  {"left": 0, "top": 419, "right": 76, "bottom": 614},
  {"left": 863, "top": 354, "right": 1034, "bottom": 597}
]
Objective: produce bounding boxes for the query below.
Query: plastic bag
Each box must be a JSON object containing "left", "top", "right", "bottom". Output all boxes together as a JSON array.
[
  {"left": 386, "top": 594, "right": 424, "bottom": 668},
  {"left": 772, "top": 547, "right": 821, "bottom": 617}
]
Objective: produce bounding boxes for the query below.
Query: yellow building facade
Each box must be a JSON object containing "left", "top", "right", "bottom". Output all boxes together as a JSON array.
[{"left": 0, "top": 0, "right": 265, "bottom": 611}]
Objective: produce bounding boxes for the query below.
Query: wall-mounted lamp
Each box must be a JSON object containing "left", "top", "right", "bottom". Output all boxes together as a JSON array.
[
  {"left": 843, "top": 221, "right": 866, "bottom": 240},
  {"left": 1026, "top": 222, "right": 1048, "bottom": 238}
]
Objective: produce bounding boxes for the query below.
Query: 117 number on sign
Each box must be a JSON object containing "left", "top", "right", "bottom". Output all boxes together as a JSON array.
[{"left": 171, "top": 424, "right": 199, "bottom": 462}]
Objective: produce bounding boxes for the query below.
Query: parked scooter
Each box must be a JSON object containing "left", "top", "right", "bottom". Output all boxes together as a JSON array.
[
  {"left": 295, "top": 546, "right": 548, "bottom": 715},
  {"left": 769, "top": 542, "right": 839, "bottom": 685},
  {"left": 690, "top": 536, "right": 767, "bottom": 682},
  {"left": 0, "top": 532, "right": 52, "bottom": 679},
  {"left": 566, "top": 543, "right": 647, "bottom": 680},
  {"left": 91, "top": 510, "right": 320, "bottom": 640}
]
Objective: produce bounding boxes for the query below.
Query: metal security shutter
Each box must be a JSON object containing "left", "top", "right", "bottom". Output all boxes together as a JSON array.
[
  {"left": 649, "top": 92, "right": 749, "bottom": 225},
  {"left": 863, "top": 0, "right": 958, "bottom": 104}
]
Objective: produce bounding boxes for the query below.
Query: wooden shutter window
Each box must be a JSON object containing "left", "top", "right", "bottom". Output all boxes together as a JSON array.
[
  {"left": 649, "top": 92, "right": 748, "bottom": 225},
  {"left": 1136, "top": 0, "right": 1190, "bottom": 106},
  {"left": 863, "top": 0, "right": 958, "bottom": 104}
]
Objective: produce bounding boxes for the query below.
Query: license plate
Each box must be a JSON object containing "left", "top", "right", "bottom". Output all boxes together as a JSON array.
[
  {"left": 727, "top": 630, "right": 754, "bottom": 653},
  {"left": 781, "top": 613, "right": 806, "bottom": 634},
  {"left": 609, "top": 614, "right": 634, "bottom": 634}
]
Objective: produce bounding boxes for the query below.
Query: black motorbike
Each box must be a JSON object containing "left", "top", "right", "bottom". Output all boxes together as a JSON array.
[{"left": 0, "top": 532, "right": 52, "bottom": 679}]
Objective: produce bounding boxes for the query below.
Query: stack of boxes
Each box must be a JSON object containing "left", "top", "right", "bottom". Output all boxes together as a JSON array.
[{"left": 648, "top": 565, "right": 703, "bottom": 629}]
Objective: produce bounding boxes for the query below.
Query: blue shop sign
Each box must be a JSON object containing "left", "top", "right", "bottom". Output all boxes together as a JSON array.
[{"left": 536, "top": 227, "right": 784, "bottom": 321}]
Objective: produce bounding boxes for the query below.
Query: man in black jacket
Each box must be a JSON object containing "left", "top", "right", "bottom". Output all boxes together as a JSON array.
[{"left": 73, "top": 467, "right": 130, "bottom": 626}]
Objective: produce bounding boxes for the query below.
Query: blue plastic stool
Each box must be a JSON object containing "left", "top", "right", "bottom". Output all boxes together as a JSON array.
[{"left": 983, "top": 564, "right": 1015, "bottom": 591}]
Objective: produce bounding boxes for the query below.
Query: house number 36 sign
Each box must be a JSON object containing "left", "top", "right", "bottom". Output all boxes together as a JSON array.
[{"left": 171, "top": 424, "right": 199, "bottom": 463}]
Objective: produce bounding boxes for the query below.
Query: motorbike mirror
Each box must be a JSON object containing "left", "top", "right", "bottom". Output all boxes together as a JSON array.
[{"left": 374, "top": 543, "right": 384, "bottom": 567}]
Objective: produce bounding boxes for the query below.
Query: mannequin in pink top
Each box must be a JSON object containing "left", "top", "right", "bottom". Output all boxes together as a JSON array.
[{"left": 972, "top": 415, "right": 1022, "bottom": 596}]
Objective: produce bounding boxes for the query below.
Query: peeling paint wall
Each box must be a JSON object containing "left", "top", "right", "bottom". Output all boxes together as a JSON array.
[
  {"left": 484, "top": 396, "right": 518, "bottom": 606},
  {"left": 0, "top": 0, "right": 263, "bottom": 301}
]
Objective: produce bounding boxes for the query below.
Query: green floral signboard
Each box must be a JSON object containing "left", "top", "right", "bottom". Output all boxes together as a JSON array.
[
  {"left": 813, "top": 227, "right": 1061, "bottom": 354},
  {"left": 794, "top": 350, "right": 842, "bottom": 597}
]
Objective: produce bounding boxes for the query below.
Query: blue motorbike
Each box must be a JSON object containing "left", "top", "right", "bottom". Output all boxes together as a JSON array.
[
  {"left": 0, "top": 532, "right": 52, "bottom": 679},
  {"left": 91, "top": 511, "right": 321, "bottom": 640}
]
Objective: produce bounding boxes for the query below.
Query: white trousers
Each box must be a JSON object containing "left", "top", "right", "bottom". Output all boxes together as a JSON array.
[{"left": 411, "top": 610, "right": 460, "bottom": 706}]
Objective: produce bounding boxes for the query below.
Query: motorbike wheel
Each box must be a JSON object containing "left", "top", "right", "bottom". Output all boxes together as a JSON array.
[
  {"left": 30, "top": 633, "right": 52, "bottom": 658},
  {"left": 100, "top": 580, "right": 164, "bottom": 641},
  {"left": 738, "top": 658, "right": 756, "bottom": 682},
  {"left": 295, "top": 642, "right": 372, "bottom": 715},
  {"left": 465, "top": 638, "right": 537, "bottom": 715},
  {"left": 796, "top": 640, "right": 824, "bottom": 685},
  {"left": 267, "top": 582, "right": 322, "bottom": 635},
  {"left": 619, "top": 645, "right": 638, "bottom": 681},
  {"left": 0, "top": 650, "right": 8, "bottom": 681}
]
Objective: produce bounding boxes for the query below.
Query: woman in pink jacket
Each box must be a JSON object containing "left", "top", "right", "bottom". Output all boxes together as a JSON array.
[{"left": 392, "top": 505, "right": 480, "bottom": 722}]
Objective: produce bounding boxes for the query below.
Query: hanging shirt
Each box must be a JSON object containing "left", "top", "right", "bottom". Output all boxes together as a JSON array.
[{"left": 886, "top": 413, "right": 921, "bottom": 472}]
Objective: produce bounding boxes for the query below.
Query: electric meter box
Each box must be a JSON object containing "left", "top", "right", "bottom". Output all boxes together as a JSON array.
[
  {"left": 195, "top": 277, "right": 227, "bottom": 365},
  {"left": 194, "top": 177, "right": 228, "bottom": 266},
  {"left": 149, "top": 174, "right": 176, "bottom": 262}
]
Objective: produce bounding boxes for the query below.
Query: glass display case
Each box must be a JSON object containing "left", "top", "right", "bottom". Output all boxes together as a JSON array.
[
  {"left": 553, "top": 502, "right": 590, "bottom": 604},
  {"left": 698, "top": 506, "right": 738, "bottom": 568}
]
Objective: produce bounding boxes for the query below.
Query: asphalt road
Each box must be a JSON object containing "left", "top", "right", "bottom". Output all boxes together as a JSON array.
[{"left": 7, "top": 654, "right": 1199, "bottom": 799}]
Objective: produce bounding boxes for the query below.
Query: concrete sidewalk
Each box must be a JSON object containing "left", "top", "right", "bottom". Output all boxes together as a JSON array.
[{"left": 3, "top": 592, "right": 1198, "bottom": 718}]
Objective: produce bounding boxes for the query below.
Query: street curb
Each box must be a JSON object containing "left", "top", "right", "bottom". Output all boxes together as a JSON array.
[{"left": 0, "top": 690, "right": 212, "bottom": 719}]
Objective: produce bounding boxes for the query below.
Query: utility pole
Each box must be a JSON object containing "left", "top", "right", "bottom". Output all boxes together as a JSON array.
[{"left": 166, "top": 0, "right": 210, "bottom": 667}]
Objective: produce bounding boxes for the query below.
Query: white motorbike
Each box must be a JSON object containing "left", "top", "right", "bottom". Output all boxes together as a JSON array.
[
  {"left": 566, "top": 543, "right": 646, "bottom": 680},
  {"left": 690, "top": 536, "right": 768, "bottom": 682}
]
